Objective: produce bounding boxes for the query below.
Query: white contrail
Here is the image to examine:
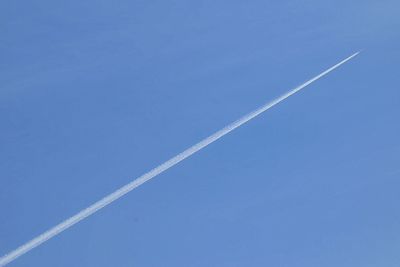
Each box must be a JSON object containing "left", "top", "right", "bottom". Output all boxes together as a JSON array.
[{"left": 0, "top": 52, "right": 359, "bottom": 266}]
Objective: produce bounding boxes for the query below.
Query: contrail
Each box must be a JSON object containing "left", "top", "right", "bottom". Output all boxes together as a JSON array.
[{"left": 0, "top": 51, "right": 359, "bottom": 266}]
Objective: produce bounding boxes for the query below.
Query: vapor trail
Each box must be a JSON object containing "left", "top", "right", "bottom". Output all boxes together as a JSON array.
[{"left": 0, "top": 52, "right": 359, "bottom": 266}]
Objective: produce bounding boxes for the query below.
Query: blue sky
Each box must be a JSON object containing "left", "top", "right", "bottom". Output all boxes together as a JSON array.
[{"left": 1, "top": 1, "right": 400, "bottom": 266}]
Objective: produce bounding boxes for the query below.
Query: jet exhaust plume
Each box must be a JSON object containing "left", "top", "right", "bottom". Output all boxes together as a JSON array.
[{"left": 0, "top": 52, "right": 359, "bottom": 266}]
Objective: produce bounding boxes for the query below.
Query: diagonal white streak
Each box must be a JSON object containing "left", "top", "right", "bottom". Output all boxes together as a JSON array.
[{"left": 0, "top": 52, "right": 359, "bottom": 266}]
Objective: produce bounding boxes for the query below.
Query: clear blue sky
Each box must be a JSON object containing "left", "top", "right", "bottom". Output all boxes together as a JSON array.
[{"left": 1, "top": 1, "right": 399, "bottom": 266}]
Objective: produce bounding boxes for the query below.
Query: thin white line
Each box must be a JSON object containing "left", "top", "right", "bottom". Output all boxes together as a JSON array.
[{"left": 0, "top": 51, "right": 360, "bottom": 266}]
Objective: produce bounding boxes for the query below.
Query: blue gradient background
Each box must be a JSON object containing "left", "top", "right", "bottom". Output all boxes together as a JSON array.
[{"left": 1, "top": 1, "right": 400, "bottom": 266}]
